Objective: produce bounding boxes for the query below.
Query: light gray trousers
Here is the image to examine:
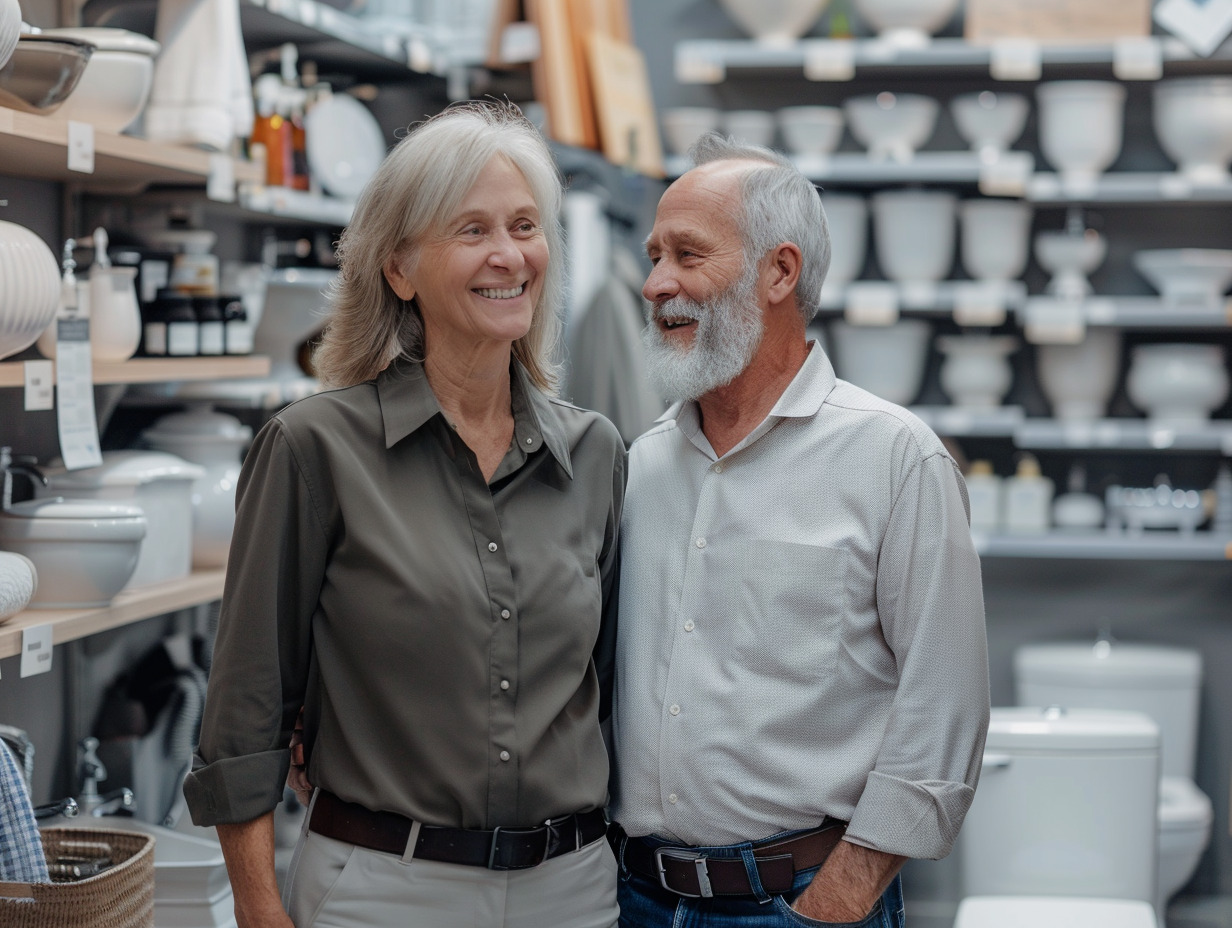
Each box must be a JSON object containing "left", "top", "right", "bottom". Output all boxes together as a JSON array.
[{"left": 282, "top": 818, "right": 619, "bottom": 928}]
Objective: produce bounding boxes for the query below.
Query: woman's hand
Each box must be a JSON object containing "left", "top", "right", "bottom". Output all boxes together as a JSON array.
[{"left": 287, "top": 707, "right": 313, "bottom": 807}]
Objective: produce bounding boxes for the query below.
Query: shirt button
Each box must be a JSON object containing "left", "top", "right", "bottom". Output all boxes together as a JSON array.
[
  {"left": 684, "top": 620, "right": 695, "bottom": 632},
  {"left": 499, "top": 750, "right": 510, "bottom": 762},
  {"left": 713, "top": 463, "right": 723, "bottom": 474},
  {"left": 500, "top": 608, "right": 511, "bottom": 620},
  {"left": 669, "top": 704, "right": 680, "bottom": 716},
  {"left": 695, "top": 538, "right": 706, "bottom": 549},
  {"left": 488, "top": 542, "right": 498, "bottom": 552},
  {"left": 500, "top": 679, "right": 510, "bottom": 690},
  {"left": 525, "top": 437, "right": 534, "bottom": 445},
  {"left": 668, "top": 793, "right": 678, "bottom": 804}
]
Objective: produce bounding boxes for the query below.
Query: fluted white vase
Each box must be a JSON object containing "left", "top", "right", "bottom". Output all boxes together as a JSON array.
[{"left": 717, "top": 0, "right": 831, "bottom": 44}]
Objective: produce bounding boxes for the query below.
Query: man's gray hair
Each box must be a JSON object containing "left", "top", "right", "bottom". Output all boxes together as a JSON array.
[{"left": 689, "top": 132, "right": 830, "bottom": 323}]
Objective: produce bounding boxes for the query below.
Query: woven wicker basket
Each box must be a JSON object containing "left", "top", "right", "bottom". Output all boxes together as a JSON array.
[{"left": 0, "top": 827, "right": 154, "bottom": 928}]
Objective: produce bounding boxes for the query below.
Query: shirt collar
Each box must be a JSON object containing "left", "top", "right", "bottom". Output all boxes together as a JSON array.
[
  {"left": 377, "top": 357, "right": 573, "bottom": 479},
  {"left": 654, "top": 339, "right": 837, "bottom": 428}
]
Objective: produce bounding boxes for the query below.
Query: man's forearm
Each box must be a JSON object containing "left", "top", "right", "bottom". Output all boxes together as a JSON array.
[
  {"left": 217, "top": 812, "right": 294, "bottom": 928},
  {"left": 793, "top": 839, "right": 906, "bottom": 923}
]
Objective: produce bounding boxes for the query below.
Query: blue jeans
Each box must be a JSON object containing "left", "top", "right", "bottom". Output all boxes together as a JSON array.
[{"left": 614, "top": 834, "right": 905, "bottom": 928}]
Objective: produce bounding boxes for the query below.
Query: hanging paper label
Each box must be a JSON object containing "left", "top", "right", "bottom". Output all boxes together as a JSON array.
[
  {"left": 67, "top": 121, "right": 95, "bottom": 174},
  {"left": 953, "top": 281, "right": 1008, "bottom": 327},
  {"left": 675, "top": 47, "right": 724, "bottom": 84},
  {"left": 1113, "top": 37, "right": 1163, "bottom": 81},
  {"left": 20, "top": 625, "right": 53, "bottom": 678},
  {"left": 1024, "top": 297, "right": 1086, "bottom": 344},
  {"left": 23, "top": 360, "right": 54, "bottom": 411},
  {"left": 845, "top": 282, "right": 899, "bottom": 325},
  {"left": 990, "top": 39, "right": 1041, "bottom": 81},
  {"left": 54, "top": 317, "right": 102, "bottom": 470},
  {"left": 804, "top": 40, "right": 856, "bottom": 81},
  {"left": 978, "top": 152, "right": 1033, "bottom": 197},
  {"left": 207, "top": 153, "right": 236, "bottom": 203}
]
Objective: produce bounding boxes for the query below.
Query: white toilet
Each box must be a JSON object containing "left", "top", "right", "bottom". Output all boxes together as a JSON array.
[
  {"left": 1014, "top": 641, "right": 1213, "bottom": 918},
  {"left": 954, "top": 706, "right": 1161, "bottom": 928}
]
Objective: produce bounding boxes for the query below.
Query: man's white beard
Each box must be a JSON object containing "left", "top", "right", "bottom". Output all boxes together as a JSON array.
[{"left": 642, "top": 262, "right": 764, "bottom": 404}]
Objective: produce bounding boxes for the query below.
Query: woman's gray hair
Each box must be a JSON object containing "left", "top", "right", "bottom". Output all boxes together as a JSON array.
[
  {"left": 313, "top": 100, "right": 565, "bottom": 390},
  {"left": 689, "top": 132, "right": 830, "bottom": 323}
]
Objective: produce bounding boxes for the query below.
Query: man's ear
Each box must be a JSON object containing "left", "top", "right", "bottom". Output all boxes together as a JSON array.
[
  {"left": 384, "top": 258, "right": 416, "bottom": 301},
  {"left": 764, "top": 242, "right": 803, "bottom": 306}
]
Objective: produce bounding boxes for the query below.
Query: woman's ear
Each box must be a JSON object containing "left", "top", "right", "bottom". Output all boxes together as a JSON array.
[{"left": 383, "top": 257, "right": 416, "bottom": 301}]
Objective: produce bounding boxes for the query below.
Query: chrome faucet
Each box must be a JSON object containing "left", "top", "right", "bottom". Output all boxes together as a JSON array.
[
  {"left": 0, "top": 447, "right": 47, "bottom": 510},
  {"left": 77, "top": 737, "right": 135, "bottom": 817}
]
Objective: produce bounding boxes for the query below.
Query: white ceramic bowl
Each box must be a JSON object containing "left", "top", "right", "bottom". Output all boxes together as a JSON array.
[
  {"left": 0, "top": 550, "right": 37, "bottom": 622},
  {"left": 950, "top": 91, "right": 1029, "bottom": 159},
  {"left": 1153, "top": 77, "right": 1232, "bottom": 183},
  {"left": 820, "top": 193, "right": 868, "bottom": 298},
  {"left": 40, "top": 27, "right": 159, "bottom": 134},
  {"left": 936, "top": 334, "right": 1018, "bottom": 409},
  {"left": 0, "top": 0, "right": 19, "bottom": 71},
  {"left": 1036, "top": 81, "right": 1126, "bottom": 184},
  {"left": 1036, "top": 328, "right": 1122, "bottom": 422},
  {"left": 0, "top": 219, "right": 61, "bottom": 361},
  {"left": 777, "top": 106, "right": 844, "bottom": 157},
  {"left": 960, "top": 199, "right": 1033, "bottom": 282},
  {"left": 661, "top": 106, "right": 721, "bottom": 156},
  {"left": 0, "top": 499, "right": 146, "bottom": 608},
  {"left": 852, "top": 0, "right": 959, "bottom": 44},
  {"left": 717, "top": 0, "right": 831, "bottom": 44},
  {"left": 871, "top": 189, "right": 956, "bottom": 284},
  {"left": 829, "top": 318, "right": 932, "bottom": 405},
  {"left": 1126, "top": 343, "right": 1230, "bottom": 426},
  {"left": 1034, "top": 228, "right": 1106, "bottom": 299},
  {"left": 844, "top": 92, "right": 938, "bottom": 162},
  {"left": 722, "top": 109, "right": 776, "bottom": 147},
  {"left": 1132, "top": 249, "right": 1232, "bottom": 302}
]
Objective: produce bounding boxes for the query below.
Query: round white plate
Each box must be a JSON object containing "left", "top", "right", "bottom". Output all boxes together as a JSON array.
[{"left": 304, "top": 94, "right": 386, "bottom": 200}]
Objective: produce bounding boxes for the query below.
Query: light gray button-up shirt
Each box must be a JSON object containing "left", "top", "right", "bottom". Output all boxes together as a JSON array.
[
  {"left": 610, "top": 343, "right": 989, "bottom": 860},
  {"left": 185, "top": 358, "right": 625, "bottom": 830}
]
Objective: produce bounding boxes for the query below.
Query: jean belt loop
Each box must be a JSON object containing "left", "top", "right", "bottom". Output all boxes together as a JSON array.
[
  {"left": 738, "top": 844, "right": 773, "bottom": 904},
  {"left": 399, "top": 819, "right": 423, "bottom": 865}
]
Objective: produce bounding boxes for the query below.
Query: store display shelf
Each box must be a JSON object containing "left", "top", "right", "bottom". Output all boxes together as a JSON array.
[
  {"left": 819, "top": 280, "right": 1028, "bottom": 315},
  {"left": 1026, "top": 172, "right": 1232, "bottom": 204},
  {"left": 1013, "top": 296, "right": 1232, "bottom": 329},
  {"left": 235, "top": 184, "right": 355, "bottom": 225},
  {"left": 674, "top": 36, "right": 1232, "bottom": 83},
  {"left": 911, "top": 405, "right": 1024, "bottom": 437},
  {"left": 1014, "top": 418, "right": 1232, "bottom": 452},
  {"left": 0, "top": 356, "right": 271, "bottom": 389},
  {"left": 973, "top": 532, "right": 1232, "bottom": 560},
  {"left": 0, "top": 107, "right": 261, "bottom": 190},
  {"left": 664, "top": 151, "right": 1034, "bottom": 191},
  {"left": 0, "top": 569, "right": 225, "bottom": 661}
]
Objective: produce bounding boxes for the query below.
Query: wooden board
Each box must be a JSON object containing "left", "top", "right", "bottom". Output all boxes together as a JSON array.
[
  {"left": 485, "top": 0, "right": 523, "bottom": 68},
  {"left": 965, "top": 0, "right": 1152, "bottom": 43},
  {"left": 585, "top": 31, "right": 664, "bottom": 178},
  {"left": 527, "top": 0, "right": 599, "bottom": 149}
]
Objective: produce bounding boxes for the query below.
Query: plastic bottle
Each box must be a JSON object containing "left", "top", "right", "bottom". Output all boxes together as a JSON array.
[
  {"left": 964, "top": 460, "right": 1003, "bottom": 534},
  {"left": 221, "top": 296, "right": 253, "bottom": 355},
  {"left": 252, "top": 74, "right": 292, "bottom": 187},
  {"left": 194, "top": 296, "right": 225, "bottom": 356},
  {"left": 1004, "top": 455, "right": 1055, "bottom": 534},
  {"left": 157, "top": 290, "right": 200, "bottom": 357}
]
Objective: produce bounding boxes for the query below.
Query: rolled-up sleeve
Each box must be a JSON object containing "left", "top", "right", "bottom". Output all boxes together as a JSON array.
[
  {"left": 183, "top": 419, "right": 328, "bottom": 826},
  {"left": 845, "top": 451, "right": 990, "bottom": 860}
]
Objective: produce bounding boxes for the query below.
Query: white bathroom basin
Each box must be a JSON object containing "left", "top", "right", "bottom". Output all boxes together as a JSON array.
[{"left": 1132, "top": 248, "right": 1232, "bottom": 302}]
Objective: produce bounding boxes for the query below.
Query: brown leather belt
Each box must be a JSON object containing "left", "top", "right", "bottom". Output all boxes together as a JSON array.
[
  {"left": 309, "top": 790, "right": 608, "bottom": 870},
  {"left": 612, "top": 821, "right": 847, "bottom": 898}
]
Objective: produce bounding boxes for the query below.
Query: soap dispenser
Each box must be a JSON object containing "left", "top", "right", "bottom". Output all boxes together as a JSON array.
[
  {"left": 1004, "top": 454, "right": 1054, "bottom": 534},
  {"left": 964, "top": 460, "right": 1003, "bottom": 534},
  {"left": 1051, "top": 462, "right": 1104, "bottom": 531}
]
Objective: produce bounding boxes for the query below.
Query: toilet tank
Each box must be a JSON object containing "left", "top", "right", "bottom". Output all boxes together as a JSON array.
[
  {"left": 959, "top": 707, "right": 1160, "bottom": 904},
  {"left": 1014, "top": 642, "right": 1201, "bottom": 779}
]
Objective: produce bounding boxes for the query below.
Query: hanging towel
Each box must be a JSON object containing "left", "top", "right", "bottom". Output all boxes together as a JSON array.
[
  {"left": 0, "top": 742, "right": 47, "bottom": 888},
  {"left": 143, "top": 0, "right": 254, "bottom": 151}
]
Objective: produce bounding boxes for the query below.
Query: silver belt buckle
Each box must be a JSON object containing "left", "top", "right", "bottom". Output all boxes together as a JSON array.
[{"left": 653, "top": 846, "right": 714, "bottom": 898}]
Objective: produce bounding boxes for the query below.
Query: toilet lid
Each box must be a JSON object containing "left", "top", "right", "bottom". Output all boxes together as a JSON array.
[{"left": 955, "top": 896, "right": 1157, "bottom": 928}]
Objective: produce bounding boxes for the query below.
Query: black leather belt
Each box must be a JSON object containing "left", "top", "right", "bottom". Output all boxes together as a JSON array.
[
  {"left": 309, "top": 790, "right": 608, "bottom": 870},
  {"left": 612, "top": 820, "right": 847, "bottom": 898}
]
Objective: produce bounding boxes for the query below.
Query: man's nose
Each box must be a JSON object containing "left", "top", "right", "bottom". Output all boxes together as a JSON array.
[{"left": 643, "top": 263, "right": 679, "bottom": 304}]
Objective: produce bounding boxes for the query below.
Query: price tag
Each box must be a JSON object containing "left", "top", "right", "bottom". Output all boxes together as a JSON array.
[
  {"left": 803, "top": 40, "right": 856, "bottom": 81},
  {"left": 978, "top": 152, "right": 1033, "bottom": 197},
  {"left": 844, "top": 282, "right": 899, "bottom": 325},
  {"left": 1159, "top": 174, "right": 1193, "bottom": 200},
  {"left": 54, "top": 315, "right": 102, "bottom": 470},
  {"left": 407, "top": 37, "right": 433, "bottom": 73},
  {"left": 1113, "top": 37, "right": 1163, "bottom": 81},
  {"left": 67, "top": 121, "right": 95, "bottom": 174},
  {"left": 207, "top": 153, "right": 235, "bottom": 203},
  {"left": 675, "top": 48, "right": 724, "bottom": 84},
  {"left": 990, "top": 39, "right": 1041, "bottom": 81},
  {"left": 1024, "top": 297, "right": 1086, "bottom": 344},
  {"left": 23, "top": 360, "right": 54, "bottom": 411},
  {"left": 953, "top": 282, "right": 1008, "bottom": 327},
  {"left": 20, "top": 625, "right": 53, "bottom": 678}
]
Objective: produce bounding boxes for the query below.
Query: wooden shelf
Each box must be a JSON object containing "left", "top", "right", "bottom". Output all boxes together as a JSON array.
[
  {"left": 0, "top": 107, "right": 261, "bottom": 190},
  {"left": 0, "top": 569, "right": 225, "bottom": 660},
  {"left": 0, "top": 356, "right": 271, "bottom": 389}
]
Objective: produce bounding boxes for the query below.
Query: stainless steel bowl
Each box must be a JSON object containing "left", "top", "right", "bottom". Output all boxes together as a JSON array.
[{"left": 0, "top": 35, "right": 93, "bottom": 114}]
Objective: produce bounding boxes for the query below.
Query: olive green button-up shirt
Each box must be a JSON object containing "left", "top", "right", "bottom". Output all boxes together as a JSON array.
[{"left": 184, "top": 358, "right": 625, "bottom": 830}]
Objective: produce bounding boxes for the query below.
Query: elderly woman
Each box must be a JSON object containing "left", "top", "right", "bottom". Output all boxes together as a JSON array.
[{"left": 184, "top": 102, "right": 625, "bottom": 928}]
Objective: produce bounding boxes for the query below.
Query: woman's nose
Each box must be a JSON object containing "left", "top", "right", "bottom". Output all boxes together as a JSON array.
[{"left": 487, "top": 230, "right": 526, "bottom": 270}]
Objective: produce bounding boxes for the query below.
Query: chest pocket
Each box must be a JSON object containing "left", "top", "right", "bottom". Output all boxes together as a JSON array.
[{"left": 715, "top": 539, "right": 848, "bottom": 683}]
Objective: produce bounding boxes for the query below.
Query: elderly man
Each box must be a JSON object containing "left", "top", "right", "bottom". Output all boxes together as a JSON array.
[{"left": 608, "top": 134, "right": 990, "bottom": 928}]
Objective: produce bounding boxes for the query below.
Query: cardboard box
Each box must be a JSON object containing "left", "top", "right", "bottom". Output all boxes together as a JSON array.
[{"left": 965, "top": 0, "right": 1152, "bottom": 44}]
